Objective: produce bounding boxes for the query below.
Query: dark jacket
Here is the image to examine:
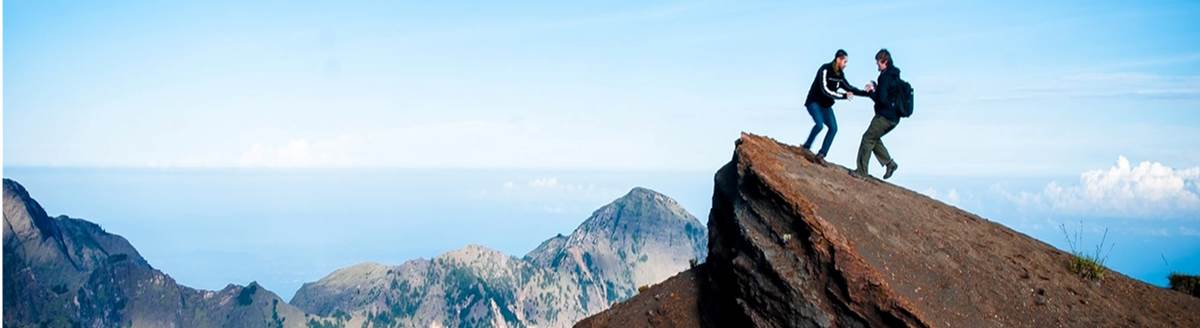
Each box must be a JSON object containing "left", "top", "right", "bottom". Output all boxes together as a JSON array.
[
  {"left": 805, "top": 62, "right": 866, "bottom": 108},
  {"left": 864, "top": 65, "right": 903, "bottom": 123}
]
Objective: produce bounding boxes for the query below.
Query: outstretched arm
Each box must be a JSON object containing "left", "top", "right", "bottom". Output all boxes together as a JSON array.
[
  {"left": 820, "top": 68, "right": 848, "bottom": 99},
  {"left": 841, "top": 79, "right": 869, "bottom": 97}
]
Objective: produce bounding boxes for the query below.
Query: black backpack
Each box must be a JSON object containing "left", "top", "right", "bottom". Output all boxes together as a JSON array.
[{"left": 890, "top": 78, "right": 914, "bottom": 118}]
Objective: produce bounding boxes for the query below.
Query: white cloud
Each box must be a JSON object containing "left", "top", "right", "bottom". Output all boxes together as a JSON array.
[
  {"left": 529, "top": 177, "right": 560, "bottom": 189},
  {"left": 922, "top": 187, "right": 961, "bottom": 206},
  {"left": 1008, "top": 156, "right": 1200, "bottom": 218},
  {"left": 237, "top": 135, "right": 363, "bottom": 168},
  {"left": 485, "top": 177, "right": 624, "bottom": 215},
  {"left": 505, "top": 177, "right": 598, "bottom": 193},
  {"left": 945, "top": 189, "right": 961, "bottom": 205}
]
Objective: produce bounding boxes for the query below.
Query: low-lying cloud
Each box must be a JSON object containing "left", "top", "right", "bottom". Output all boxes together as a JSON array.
[{"left": 1008, "top": 156, "right": 1200, "bottom": 218}]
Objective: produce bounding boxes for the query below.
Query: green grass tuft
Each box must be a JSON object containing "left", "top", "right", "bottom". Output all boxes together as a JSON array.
[
  {"left": 1059, "top": 221, "right": 1114, "bottom": 281},
  {"left": 1168, "top": 273, "right": 1200, "bottom": 297},
  {"left": 1067, "top": 252, "right": 1106, "bottom": 281}
]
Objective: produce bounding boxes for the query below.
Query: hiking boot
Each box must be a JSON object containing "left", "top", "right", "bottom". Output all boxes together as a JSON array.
[
  {"left": 815, "top": 154, "right": 828, "bottom": 166},
  {"left": 849, "top": 169, "right": 868, "bottom": 179},
  {"left": 883, "top": 163, "right": 899, "bottom": 179}
]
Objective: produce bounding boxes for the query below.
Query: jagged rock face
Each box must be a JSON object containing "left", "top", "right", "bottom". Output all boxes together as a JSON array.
[
  {"left": 524, "top": 234, "right": 568, "bottom": 268},
  {"left": 579, "top": 133, "right": 1200, "bottom": 328},
  {"left": 291, "top": 187, "right": 708, "bottom": 328},
  {"left": 705, "top": 135, "right": 927, "bottom": 327},
  {"left": 3, "top": 179, "right": 146, "bottom": 293},
  {"left": 3, "top": 179, "right": 319, "bottom": 328},
  {"left": 291, "top": 246, "right": 573, "bottom": 328}
]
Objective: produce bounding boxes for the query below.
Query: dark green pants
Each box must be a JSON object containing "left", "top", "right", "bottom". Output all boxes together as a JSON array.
[{"left": 856, "top": 115, "right": 897, "bottom": 174}]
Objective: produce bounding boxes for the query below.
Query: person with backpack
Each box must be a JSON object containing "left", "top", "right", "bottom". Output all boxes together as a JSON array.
[
  {"left": 803, "top": 49, "right": 869, "bottom": 165},
  {"left": 852, "top": 48, "right": 912, "bottom": 180}
]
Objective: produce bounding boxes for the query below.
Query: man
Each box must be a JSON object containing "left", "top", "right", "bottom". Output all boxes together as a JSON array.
[
  {"left": 853, "top": 49, "right": 902, "bottom": 179},
  {"left": 803, "top": 49, "right": 869, "bottom": 165}
]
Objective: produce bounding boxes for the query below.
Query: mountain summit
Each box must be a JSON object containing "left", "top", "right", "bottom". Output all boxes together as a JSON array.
[
  {"left": 289, "top": 186, "right": 707, "bottom": 327},
  {"left": 526, "top": 187, "right": 707, "bottom": 298},
  {"left": 3, "top": 178, "right": 320, "bottom": 327},
  {"left": 578, "top": 133, "right": 1200, "bottom": 327}
]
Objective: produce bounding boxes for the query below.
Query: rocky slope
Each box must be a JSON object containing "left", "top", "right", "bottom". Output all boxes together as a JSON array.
[
  {"left": 290, "top": 187, "right": 708, "bottom": 328},
  {"left": 578, "top": 133, "right": 1200, "bottom": 328},
  {"left": 3, "top": 178, "right": 335, "bottom": 328}
]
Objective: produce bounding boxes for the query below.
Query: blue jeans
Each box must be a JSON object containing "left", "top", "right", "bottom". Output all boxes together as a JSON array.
[{"left": 803, "top": 102, "right": 837, "bottom": 156}]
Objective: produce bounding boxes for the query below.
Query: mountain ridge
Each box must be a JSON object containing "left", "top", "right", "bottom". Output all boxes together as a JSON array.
[
  {"left": 290, "top": 186, "right": 708, "bottom": 327},
  {"left": 3, "top": 178, "right": 327, "bottom": 327},
  {"left": 5, "top": 178, "right": 707, "bottom": 328}
]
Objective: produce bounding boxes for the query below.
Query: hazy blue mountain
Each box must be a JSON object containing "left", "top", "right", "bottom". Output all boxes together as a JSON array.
[
  {"left": 4, "top": 178, "right": 704, "bottom": 328},
  {"left": 290, "top": 187, "right": 707, "bottom": 327},
  {"left": 3, "top": 178, "right": 334, "bottom": 328}
]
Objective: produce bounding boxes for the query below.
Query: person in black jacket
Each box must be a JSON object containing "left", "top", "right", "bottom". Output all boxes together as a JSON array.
[
  {"left": 852, "top": 48, "right": 902, "bottom": 179},
  {"left": 803, "top": 49, "right": 868, "bottom": 165}
]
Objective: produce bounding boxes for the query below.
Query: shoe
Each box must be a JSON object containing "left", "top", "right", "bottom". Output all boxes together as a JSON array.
[
  {"left": 815, "top": 154, "right": 828, "bottom": 166},
  {"left": 883, "top": 163, "right": 898, "bottom": 179},
  {"left": 849, "top": 169, "right": 868, "bottom": 179}
]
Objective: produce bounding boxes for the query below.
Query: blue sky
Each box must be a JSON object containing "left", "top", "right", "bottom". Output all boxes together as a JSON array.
[
  {"left": 5, "top": 1, "right": 1200, "bottom": 295},
  {"left": 7, "top": 0, "right": 1199, "bottom": 172}
]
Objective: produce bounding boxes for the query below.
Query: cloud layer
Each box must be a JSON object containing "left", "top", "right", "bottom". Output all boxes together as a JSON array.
[{"left": 1009, "top": 156, "right": 1200, "bottom": 218}]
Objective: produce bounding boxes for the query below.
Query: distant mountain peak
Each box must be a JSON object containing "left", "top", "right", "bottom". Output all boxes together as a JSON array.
[
  {"left": 438, "top": 244, "right": 513, "bottom": 264},
  {"left": 4, "top": 178, "right": 56, "bottom": 237},
  {"left": 612, "top": 187, "right": 681, "bottom": 209},
  {"left": 4, "top": 178, "right": 319, "bottom": 327},
  {"left": 291, "top": 186, "right": 709, "bottom": 327},
  {"left": 578, "top": 187, "right": 696, "bottom": 234},
  {"left": 622, "top": 186, "right": 661, "bottom": 198},
  {"left": 524, "top": 233, "right": 569, "bottom": 263}
]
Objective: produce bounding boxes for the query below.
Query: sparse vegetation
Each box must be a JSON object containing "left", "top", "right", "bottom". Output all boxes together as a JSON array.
[
  {"left": 1168, "top": 273, "right": 1200, "bottom": 297},
  {"left": 271, "top": 299, "right": 285, "bottom": 328},
  {"left": 307, "top": 318, "right": 345, "bottom": 328},
  {"left": 1059, "top": 221, "right": 1114, "bottom": 281},
  {"left": 333, "top": 310, "right": 352, "bottom": 322},
  {"left": 637, "top": 285, "right": 650, "bottom": 294},
  {"left": 236, "top": 284, "right": 258, "bottom": 306},
  {"left": 106, "top": 253, "right": 129, "bottom": 264},
  {"left": 366, "top": 309, "right": 396, "bottom": 328},
  {"left": 307, "top": 310, "right": 350, "bottom": 328}
]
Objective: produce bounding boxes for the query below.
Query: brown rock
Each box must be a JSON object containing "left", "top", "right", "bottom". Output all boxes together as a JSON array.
[{"left": 577, "top": 133, "right": 1200, "bottom": 328}]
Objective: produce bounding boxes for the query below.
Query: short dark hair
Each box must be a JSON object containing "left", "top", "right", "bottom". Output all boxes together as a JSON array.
[
  {"left": 835, "top": 49, "right": 848, "bottom": 59},
  {"left": 875, "top": 48, "right": 892, "bottom": 65}
]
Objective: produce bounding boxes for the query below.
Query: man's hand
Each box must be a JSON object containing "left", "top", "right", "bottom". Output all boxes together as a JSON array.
[
  {"left": 845, "top": 91, "right": 854, "bottom": 100},
  {"left": 865, "top": 81, "right": 876, "bottom": 92}
]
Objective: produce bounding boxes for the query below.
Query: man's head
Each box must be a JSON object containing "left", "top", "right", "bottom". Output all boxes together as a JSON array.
[
  {"left": 834, "top": 49, "right": 848, "bottom": 71},
  {"left": 874, "top": 48, "right": 892, "bottom": 72}
]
